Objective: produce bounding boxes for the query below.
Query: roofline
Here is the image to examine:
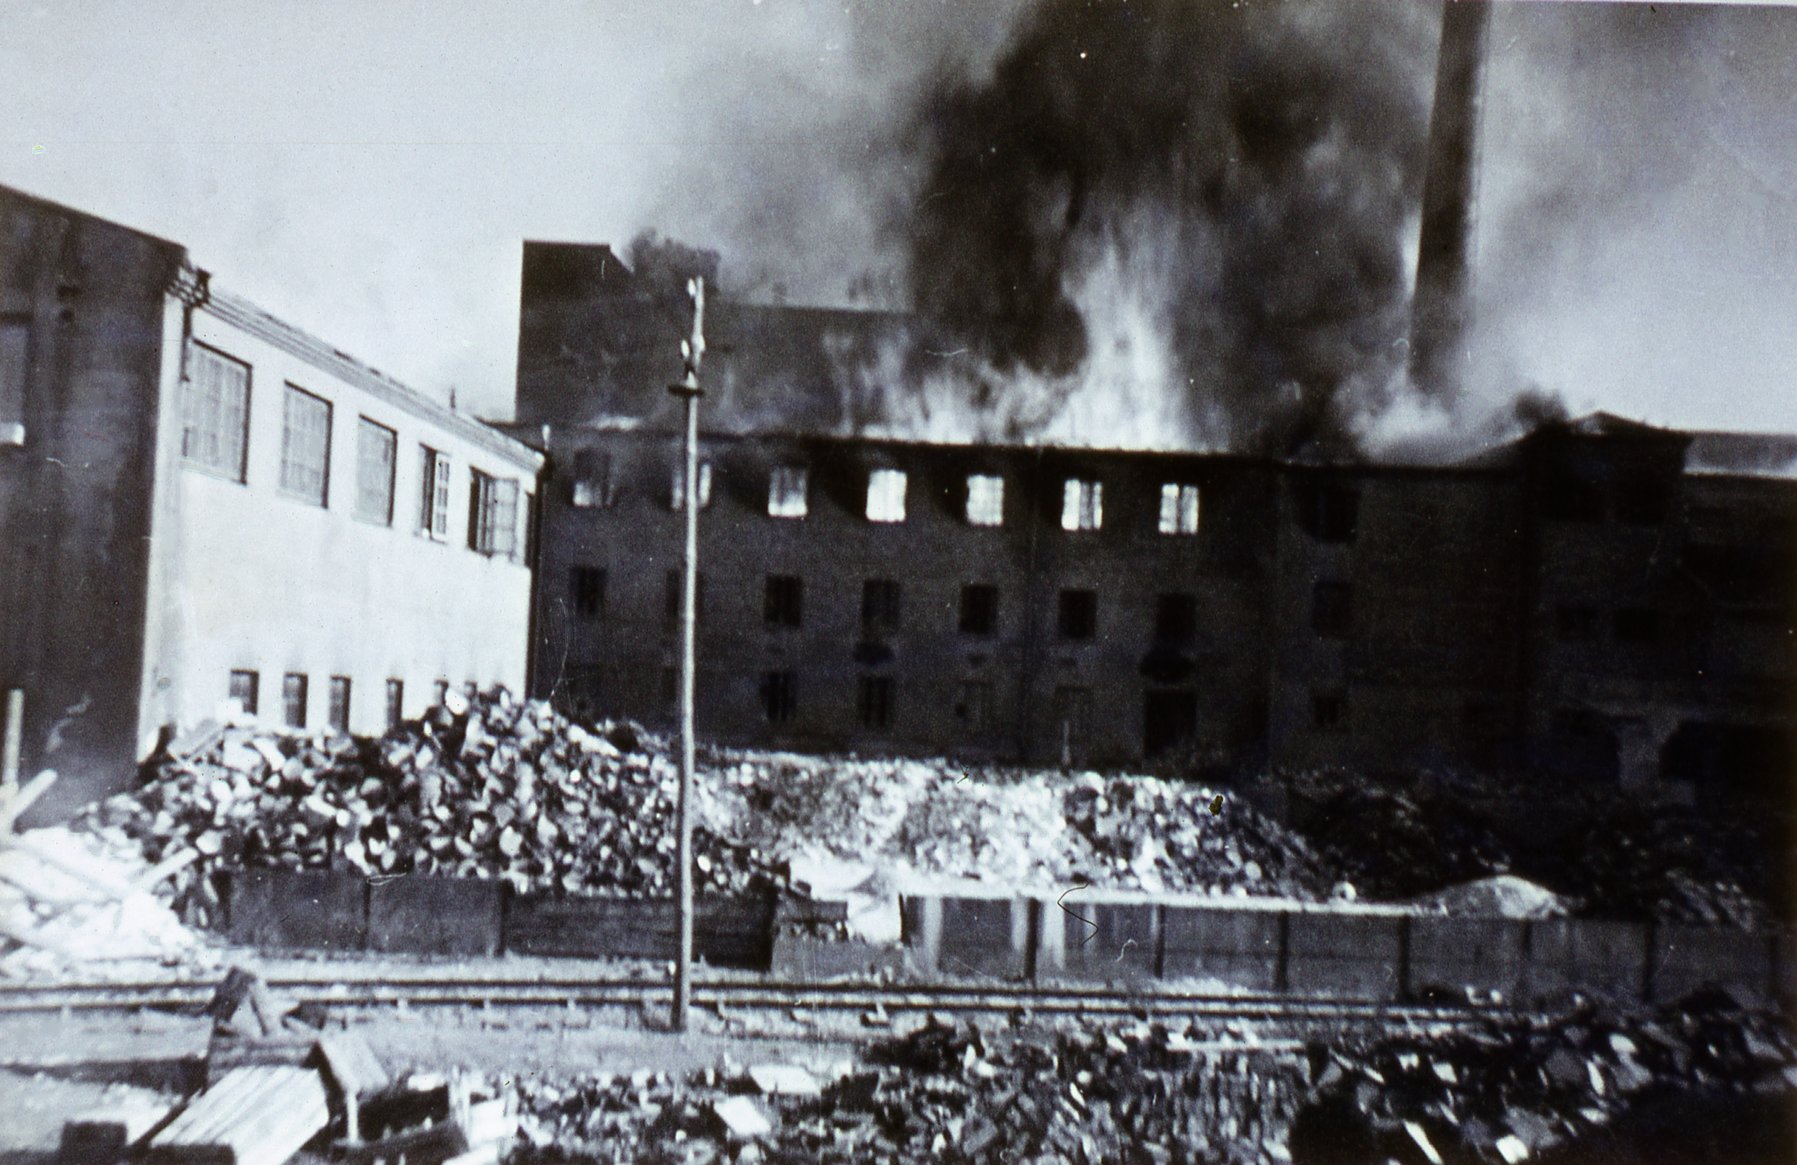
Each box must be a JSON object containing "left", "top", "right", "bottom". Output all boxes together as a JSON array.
[
  {"left": 201, "top": 287, "right": 542, "bottom": 473},
  {"left": 0, "top": 180, "right": 187, "bottom": 255}
]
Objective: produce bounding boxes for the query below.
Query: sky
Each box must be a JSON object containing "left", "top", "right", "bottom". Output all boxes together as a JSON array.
[{"left": 2, "top": 0, "right": 1794, "bottom": 437}]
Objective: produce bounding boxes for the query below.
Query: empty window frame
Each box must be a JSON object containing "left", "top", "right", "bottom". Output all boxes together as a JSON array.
[
  {"left": 283, "top": 673, "right": 308, "bottom": 729},
  {"left": 764, "top": 574, "right": 803, "bottom": 629},
  {"left": 385, "top": 679, "right": 404, "bottom": 728},
  {"left": 355, "top": 418, "right": 397, "bottom": 524},
  {"left": 181, "top": 343, "right": 250, "bottom": 479},
  {"left": 857, "top": 675, "right": 895, "bottom": 729},
  {"left": 572, "top": 566, "right": 606, "bottom": 620},
  {"left": 865, "top": 468, "right": 908, "bottom": 523},
  {"left": 1058, "top": 589, "right": 1097, "bottom": 640},
  {"left": 328, "top": 676, "right": 352, "bottom": 733},
  {"left": 960, "top": 584, "right": 999, "bottom": 636},
  {"left": 862, "top": 578, "right": 902, "bottom": 635},
  {"left": 470, "top": 471, "right": 520, "bottom": 557},
  {"left": 768, "top": 465, "right": 809, "bottom": 518},
  {"left": 1311, "top": 580, "right": 1353, "bottom": 638},
  {"left": 664, "top": 569, "right": 707, "bottom": 627},
  {"left": 279, "top": 384, "right": 332, "bottom": 505},
  {"left": 419, "top": 447, "right": 451, "bottom": 539},
  {"left": 228, "top": 669, "right": 259, "bottom": 716},
  {"left": 761, "top": 670, "right": 798, "bottom": 724},
  {"left": 966, "top": 474, "right": 1005, "bottom": 527},
  {"left": 1158, "top": 483, "right": 1201, "bottom": 535},
  {"left": 670, "top": 460, "right": 713, "bottom": 509},
  {"left": 0, "top": 318, "right": 29, "bottom": 445},
  {"left": 1295, "top": 480, "right": 1359, "bottom": 542},
  {"left": 1154, "top": 593, "right": 1198, "bottom": 647},
  {"left": 1061, "top": 478, "right": 1103, "bottom": 531},
  {"left": 955, "top": 681, "right": 993, "bottom": 732},
  {"left": 571, "top": 449, "right": 614, "bottom": 508}
]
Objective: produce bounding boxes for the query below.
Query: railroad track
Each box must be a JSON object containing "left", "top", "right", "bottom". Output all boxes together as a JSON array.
[{"left": 0, "top": 974, "right": 1505, "bottom": 1029}]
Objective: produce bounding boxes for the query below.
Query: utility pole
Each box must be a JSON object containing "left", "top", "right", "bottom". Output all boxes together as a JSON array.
[{"left": 668, "top": 276, "right": 705, "bottom": 1032}]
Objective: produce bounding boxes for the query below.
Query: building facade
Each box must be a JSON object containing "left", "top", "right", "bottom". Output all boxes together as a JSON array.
[{"left": 1, "top": 184, "right": 542, "bottom": 822}]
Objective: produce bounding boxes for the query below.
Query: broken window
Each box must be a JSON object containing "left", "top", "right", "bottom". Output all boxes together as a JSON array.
[
  {"left": 279, "top": 384, "right": 332, "bottom": 506},
  {"left": 385, "top": 679, "right": 404, "bottom": 728},
  {"left": 328, "top": 676, "right": 352, "bottom": 734},
  {"left": 664, "top": 569, "right": 706, "bottom": 627},
  {"left": 572, "top": 566, "right": 605, "bottom": 620},
  {"left": 1311, "top": 690, "right": 1347, "bottom": 730},
  {"left": 960, "top": 584, "right": 999, "bottom": 636},
  {"left": 1555, "top": 606, "right": 1599, "bottom": 642},
  {"left": 1158, "top": 483, "right": 1201, "bottom": 535},
  {"left": 955, "top": 681, "right": 993, "bottom": 732},
  {"left": 1154, "top": 593, "right": 1198, "bottom": 647},
  {"left": 470, "top": 471, "right": 520, "bottom": 557},
  {"left": 181, "top": 343, "right": 250, "bottom": 479},
  {"left": 1061, "top": 478, "right": 1103, "bottom": 531},
  {"left": 862, "top": 578, "right": 902, "bottom": 635},
  {"left": 1539, "top": 467, "right": 1604, "bottom": 523},
  {"left": 1615, "top": 607, "right": 1660, "bottom": 644},
  {"left": 419, "top": 447, "right": 451, "bottom": 539},
  {"left": 768, "top": 465, "right": 809, "bottom": 518},
  {"left": 966, "top": 474, "right": 1005, "bottom": 527},
  {"left": 865, "top": 468, "right": 908, "bottom": 523},
  {"left": 283, "top": 673, "right": 308, "bottom": 729},
  {"left": 670, "top": 460, "right": 712, "bottom": 509},
  {"left": 1311, "top": 580, "right": 1352, "bottom": 638},
  {"left": 764, "top": 574, "right": 803, "bottom": 629},
  {"left": 355, "top": 418, "right": 396, "bottom": 525},
  {"left": 228, "top": 669, "right": 259, "bottom": 716},
  {"left": 1058, "top": 589, "right": 1097, "bottom": 640},
  {"left": 857, "top": 675, "right": 894, "bottom": 729},
  {"left": 761, "top": 670, "right": 798, "bottom": 724},
  {"left": 1293, "top": 480, "right": 1359, "bottom": 542},
  {"left": 0, "top": 318, "right": 28, "bottom": 446},
  {"left": 571, "top": 450, "right": 614, "bottom": 508}
]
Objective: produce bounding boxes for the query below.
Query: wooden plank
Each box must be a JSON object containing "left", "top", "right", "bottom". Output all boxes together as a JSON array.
[{"left": 146, "top": 1066, "right": 327, "bottom": 1165}]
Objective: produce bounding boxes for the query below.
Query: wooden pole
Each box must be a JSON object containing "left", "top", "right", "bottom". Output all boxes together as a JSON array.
[
  {"left": 668, "top": 276, "right": 705, "bottom": 1032},
  {"left": 1, "top": 689, "right": 22, "bottom": 790}
]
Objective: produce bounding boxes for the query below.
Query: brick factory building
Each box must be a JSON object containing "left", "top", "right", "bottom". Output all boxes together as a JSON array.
[{"left": 0, "top": 184, "right": 543, "bottom": 823}]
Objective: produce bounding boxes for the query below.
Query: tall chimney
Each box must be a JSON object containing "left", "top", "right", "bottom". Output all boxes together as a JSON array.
[{"left": 1409, "top": 0, "right": 1492, "bottom": 401}]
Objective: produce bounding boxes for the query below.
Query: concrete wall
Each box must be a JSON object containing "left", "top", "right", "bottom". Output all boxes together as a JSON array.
[
  {"left": 0, "top": 187, "right": 185, "bottom": 822},
  {"left": 139, "top": 290, "right": 540, "bottom": 739}
]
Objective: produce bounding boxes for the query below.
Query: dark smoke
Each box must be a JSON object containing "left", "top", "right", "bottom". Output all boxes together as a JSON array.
[{"left": 902, "top": 0, "right": 1437, "bottom": 456}]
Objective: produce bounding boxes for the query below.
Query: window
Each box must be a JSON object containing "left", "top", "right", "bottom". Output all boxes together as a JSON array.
[
  {"left": 866, "top": 468, "right": 908, "bottom": 523},
  {"left": 1311, "top": 580, "right": 1352, "bottom": 638},
  {"left": 1311, "top": 691, "right": 1347, "bottom": 731},
  {"left": 1061, "top": 478, "right": 1103, "bottom": 531},
  {"left": 0, "top": 319, "right": 28, "bottom": 445},
  {"left": 768, "top": 466, "right": 809, "bottom": 518},
  {"left": 857, "top": 675, "right": 895, "bottom": 729},
  {"left": 572, "top": 449, "right": 613, "bottom": 508},
  {"left": 181, "top": 344, "right": 250, "bottom": 478},
  {"left": 764, "top": 574, "right": 803, "bottom": 629},
  {"left": 1158, "top": 484, "right": 1201, "bottom": 535},
  {"left": 671, "top": 460, "right": 712, "bottom": 509},
  {"left": 355, "top": 418, "right": 397, "bottom": 524},
  {"left": 419, "top": 447, "right": 451, "bottom": 539},
  {"left": 862, "top": 579, "right": 902, "bottom": 635},
  {"left": 328, "top": 676, "right": 352, "bottom": 734},
  {"left": 1058, "top": 589, "right": 1097, "bottom": 640},
  {"left": 432, "top": 679, "right": 450, "bottom": 707},
  {"left": 1154, "top": 593, "right": 1198, "bottom": 647},
  {"left": 664, "top": 569, "right": 706, "bottom": 627},
  {"left": 761, "top": 670, "right": 797, "bottom": 724},
  {"left": 280, "top": 385, "right": 332, "bottom": 505},
  {"left": 572, "top": 566, "right": 606, "bottom": 620},
  {"left": 966, "top": 474, "right": 1005, "bottom": 527},
  {"left": 960, "top": 584, "right": 999, "bottom": 636},
  {"left": 1294, "top": 481, "right": 1359, "bottom": 542},
  {"left": 470, "top": 471, "right": 520, "bottom": 557},
  {"left": 955, "top": 681, "right": 993, "bottom": 732},
  {"left": 283, "top": 673, "right": 308, "bottom": 728},
  {"left": 228, "top": 670, "right": 259, "bottom": 716},
  {"left": 1555, "top": 606, "right": 1599, "bottom": 642},
  {"left": 661, "top": 666, "right": 679, "bottom": 709},
  {"left": 385, "top": 679, "right": 404, "bottom": 728},
  {"left": 1615, "top": 608, "right": 1660, "bottom": 644}
]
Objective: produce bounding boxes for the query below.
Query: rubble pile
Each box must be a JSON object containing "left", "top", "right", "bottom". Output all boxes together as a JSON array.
[
  {"left": 510, "top": 1019, "right": 1307, "bottom": 1164},
  {"left": 78, "top": 691, "right": 779, "bottom": 922},
  {"left": 1291, "top": 990, "right": 1797, "bottom": 1165}
]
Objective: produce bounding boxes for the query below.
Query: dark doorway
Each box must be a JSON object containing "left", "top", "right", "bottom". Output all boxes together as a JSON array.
[
  {"left": 1662, "top": 721, "right": 1796, "bottom": 806},
  {"left": 1143, "top": 689, "right": 1198, "bottom": 759}
]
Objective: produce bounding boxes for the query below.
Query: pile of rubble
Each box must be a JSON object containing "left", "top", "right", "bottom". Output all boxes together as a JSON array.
[
  {"left": 1291, "top": 990, "right": 1797, "bottom": 1164},
  {"left": 78, "top": 691, "right": 779, "bottom": 923},
  {"left": 510, "top": 1019, "right": 1307, "bottom": 1164}
]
